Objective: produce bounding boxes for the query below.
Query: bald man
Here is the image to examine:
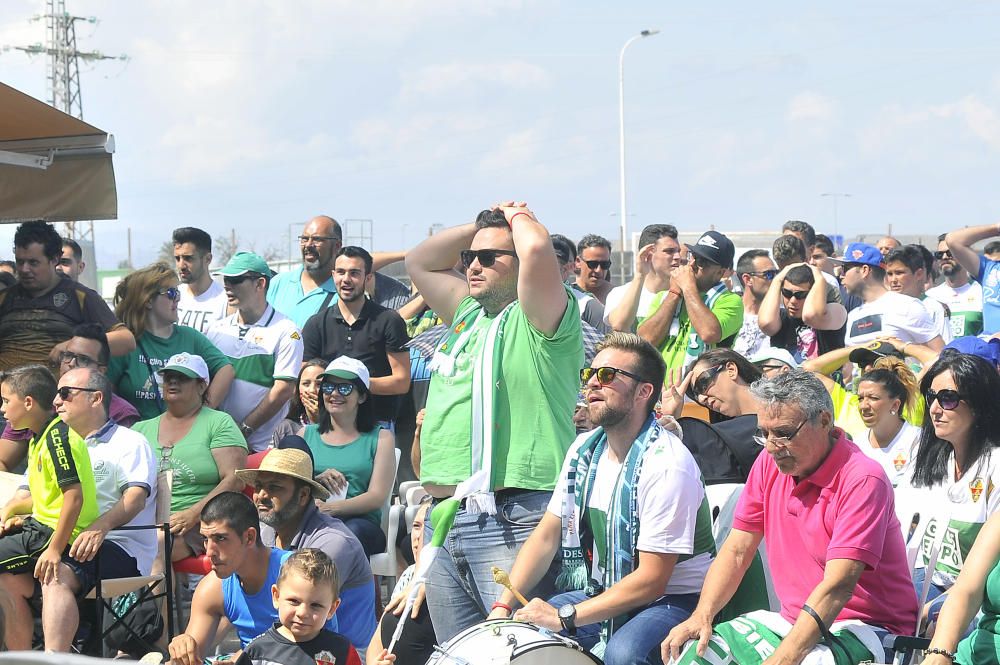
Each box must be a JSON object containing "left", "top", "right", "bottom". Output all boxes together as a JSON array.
[
  {"left": 876, "top": 236, "right": 901, "bottom": 257},
  {"left": 267, "top": 215, "right": 344, "bottom": 328}
]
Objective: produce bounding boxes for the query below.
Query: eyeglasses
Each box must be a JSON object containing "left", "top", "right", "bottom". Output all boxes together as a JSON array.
[
  {"left": 298, "top": 235, "right": 339, "bottom": 245},
  {"left": 758, "top": 363, "right": 788, "bottom": 374},
  {"left": 933, "top": 251, "right": 953, "bottom": 260},
  {"left": 223, "top": 274, "right": 262, "bottom": 286},
  {"left": 745, "top": 270, "right": 778, "bottom": 280},
  {"left": 460, "top": 249, "right": 517, "bottom": 269},
  {"left": 781, "top": 287, "right": 809, "bottom": 300},
  {"left": 580, "top": 366, "right": 645, "bottom": 386},
  {"left": 582, "top": 260, "right": 612, "bottom": 271},
  {"left": 56, "top": 386, "right": 100, "bottom": 401},
  {"left": 58, "top": 351, "right": 99, "bottom": 368},
  {"left": 157, "top": 287, "right": 181, "bottom": 301},
  {"left": 320, "top": 382, "right": 356, "bottom": 396},
  {"left": 686, "top": 364, "right": 727, "bottom": 401},
  {"left": 753, "top": 418, "right": 808, "bottom": 447},
  {"left": 926, "top": 389, "right": 965, "bottom": 411}
]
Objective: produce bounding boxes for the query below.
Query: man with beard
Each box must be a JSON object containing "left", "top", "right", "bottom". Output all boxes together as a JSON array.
[
  {"left": 268, "top": 215, "right": 343, "bottom": 329},
  {"left": 662, "top": 370, "right": 917, "bottom": 665},
  {"left": 173, "top": 227, "right": 229, "bottom": 333},
  {"left": 487, "top": 333, "right": 713, "bottom": 665},
  {"left": 235, "top": 442, "right": 376, "bottom": 651},
  {"left": 927, "top": 233, "right": 983, "bottom": 338},
  {"left": 301, "top": 246, "right": 410, "bottom": 428},
  {"left": 404, "top": 202, "right": 583, "bottom": 642}
]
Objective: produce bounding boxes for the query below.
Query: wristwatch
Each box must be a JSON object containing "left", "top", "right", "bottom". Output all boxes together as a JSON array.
[
  {"left": 557, "top": 603, "right": 577, "bottom": 636},
  {"left": 239, "top": 422, "right": 254, "bottom": 438}
]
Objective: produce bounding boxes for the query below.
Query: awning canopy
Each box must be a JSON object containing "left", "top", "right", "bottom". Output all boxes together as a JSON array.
[{"left": 0, "top": 82, "right": 117, "bottom": 223}]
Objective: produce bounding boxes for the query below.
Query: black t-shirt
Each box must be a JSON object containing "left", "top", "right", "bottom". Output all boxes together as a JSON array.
[
  {"left": 241, "top": 625, "right": 361, "bottom": 665},
  {"left": 301, "top": 298, "right": 410, "bottom": 422},
  {"left": 770, "top": 309, "right": 845, "bottom": 361}
]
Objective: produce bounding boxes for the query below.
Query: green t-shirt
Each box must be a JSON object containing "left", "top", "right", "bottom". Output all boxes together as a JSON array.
[
  {"left": 303, "top": 425, "right": 382, "bottom": 526},
  {"left": 640, "top": 287, "right": 744, "bottom": 371},
  {"left": 419, "top": 292, "right": 583, "bottom": 490},
  {"left": 132, "top": 407, "right": 247, "bottom": 512},
  {"left": 107, "top": 326, "right": 232, "bottom": 420},
  {"left": 27, "top": 417, "right": 99, "bottom": 539},
  {"left": 957, "top": 555, "right": 1000, "bottom": 665}
]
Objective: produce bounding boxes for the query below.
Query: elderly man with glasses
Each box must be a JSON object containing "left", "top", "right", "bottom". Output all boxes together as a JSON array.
[
  {"left": 488, "top": 332, "right": 712, "bottom": 665},
  {"left": 662, "top": 370, "right": 918, "bottom": 665},
  {"left": 266, "top": 215, "right": 344, "bottom": 329}
]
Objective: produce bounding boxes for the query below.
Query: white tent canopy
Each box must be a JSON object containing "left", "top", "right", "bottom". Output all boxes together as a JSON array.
[{"left": 0, "top": 82, "right": 117, "bottom": 223}]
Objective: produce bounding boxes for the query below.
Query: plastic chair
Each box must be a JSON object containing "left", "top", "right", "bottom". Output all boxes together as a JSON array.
[{"left": 369, "top": 449, "right": 402, "bottom": 593}]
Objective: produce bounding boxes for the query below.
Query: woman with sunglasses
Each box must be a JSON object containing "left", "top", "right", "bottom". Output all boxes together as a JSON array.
[
  {"left": 758, "top": 263, "right": 846, "bottom": 363},
  {"left": 896, "top": 352, "right": 1000, "bottom": 632},
  {"left": 271, "top": 358, "right": 327, "bottom": 446},
  {"left": 108, "top": 262, "right": 234, "bottom": 420},
  {"left": 301, "top": 356, "right": 395, "bottom": 557},
  {"left": 854, "top": 357, "right": 920, "bottom": 487},
  {"left": 661, "top": 348, "right": 762, "bottom": 421}
]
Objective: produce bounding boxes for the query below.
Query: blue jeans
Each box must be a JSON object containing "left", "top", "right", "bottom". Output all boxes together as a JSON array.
[
  {"left": 424, "top": 489, "right": 559, "bottom": 643},
  {"left": 912, "top": 568, "right": 978, "bottom": 637},
  {"left": 548, "top": 589, "right": 699, "bottom": 665}
]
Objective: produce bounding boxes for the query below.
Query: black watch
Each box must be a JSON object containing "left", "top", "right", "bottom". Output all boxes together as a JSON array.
[{"left": 557, "top": 603, "right": 577, "bottom": 636}]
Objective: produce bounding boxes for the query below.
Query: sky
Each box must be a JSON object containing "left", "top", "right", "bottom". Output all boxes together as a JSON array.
[{"left": 3, "top": 1, "right": 1000, "bottom": 270}]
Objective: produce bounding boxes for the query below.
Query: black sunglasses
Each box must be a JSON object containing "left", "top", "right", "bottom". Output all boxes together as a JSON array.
[
  {"left": 580, "top": 366, "right": 645, "bottom": 386},
  {"left": 746, "top": 270, "right": 778, "bottom": 280},
  {"left": 223, "top": 273, "right": 263, "bottom": 286},
  {"left": 56, "top": 386, "right": 100, "bottom": 401},
  {"left": 933, "top": 250, "right": 953, "bottom": 260},
  {"left": 686, "top": 364, "right": 726, "bottom": 401},
  {"left": 753, "top": 418, "right": 808, "bottom": 447},
  {"left": 583, "top": 260, "right": 612, "bottom": 271},
  {"left": 781, "top": 287, "right": 809, "bottom": 300},
  {"left": 926, "top": 388, "right": 965, "bottom": 411},
  {"left": 460, "top": 249, "right": 517, "bottom": 269},
  {"left": 320, "top": 382, "right": 356, "bottom": 396}
]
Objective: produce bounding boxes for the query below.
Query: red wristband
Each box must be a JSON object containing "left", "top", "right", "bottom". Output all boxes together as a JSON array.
[
  {"left": 508, "top": 211, "right": 531, "bottom": 227},
  {"left": 491, "top": 601, "right": 513, "bottom": 613}
]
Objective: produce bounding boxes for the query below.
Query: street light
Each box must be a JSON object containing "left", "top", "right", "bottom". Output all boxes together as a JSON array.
[
  {"left": 619, "top": 28, "right": 660, "bottom": 285},
  {"left": 821, "top": 192, "right": 852, "bottom": 252}
]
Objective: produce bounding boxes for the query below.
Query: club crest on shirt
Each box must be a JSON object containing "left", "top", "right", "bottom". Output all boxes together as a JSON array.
[
  {"left": 893, "top": 452, "right": 908, "bottom": 471},
  {"left": 970, "top": 477, "right": 984, "bottom": 502},
  {"left": 315, "top": 650, "right": 337, "bottom": 665},
  {"left": 52, "top": 292, "right": 68, "bottom": 309}
]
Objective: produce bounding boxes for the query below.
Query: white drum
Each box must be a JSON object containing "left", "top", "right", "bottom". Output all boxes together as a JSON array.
[{"left": 426, "top": 620, "right": 600, "bottom": 665}]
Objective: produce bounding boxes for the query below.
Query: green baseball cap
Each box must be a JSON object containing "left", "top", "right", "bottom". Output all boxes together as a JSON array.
[{"left": 214, "top": 251, "right": 275, "bottom": 278}]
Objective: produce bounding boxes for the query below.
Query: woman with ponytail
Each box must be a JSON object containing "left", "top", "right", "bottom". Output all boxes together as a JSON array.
[{"left": 855, "top": 356, "right": 921, "bottom": 487}]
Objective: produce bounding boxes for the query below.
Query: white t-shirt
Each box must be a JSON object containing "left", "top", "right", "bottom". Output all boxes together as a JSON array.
[
  {"left": 206, "top": 305, "right": 304, "bottom": 452},
  {"left": 895, "top": 450, "right": 1000, "bottom": 588},
  {"left": 177, "top": 281, "right": 230, "bottom": 333},
  {"left": 86, "top": 422, "right": 159, "bottom": 575},
  {"left": 926, "top": 281, "right": 984, "bottom": 338},
  {"left": 546, "top": 429, "right": 713, "bottom": 595},
  {"left": 857, "top": 421, "right": 920, "bottom": 487},
  {"left": 845, "top": 291, "right": 939, "bottom": 347},
  {"left": 603, "top": 282, "right": 662, "bottom": 328},
  {"left": 733, "top": 311, "right": 770, "bottom": 357},
  {"left": 921, "top": 296, "right": 953, "bottom": 345}
]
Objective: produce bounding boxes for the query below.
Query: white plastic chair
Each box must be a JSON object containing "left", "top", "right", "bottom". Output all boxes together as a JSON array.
[{"left": 369, "top": 449, "right": 402, "bottom": 588}]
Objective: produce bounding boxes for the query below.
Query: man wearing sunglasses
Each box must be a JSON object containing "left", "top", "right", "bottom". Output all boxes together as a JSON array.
[
  {"left": 491, "top": 333, "right": 712, "bottom": 665},
  {"left": 758, "top": 263, "right": 846, "bottom": 363},
  {"left": 663, "top": 370, "right": 917, "bottom": 665},
  {"left": 834, "top": 242, "right": 944, "bottom": 352},
  {"left": 926, "top": 233, "right": 983, "bottom": 338},
  {"left": 207, "top": 252, "right": 305, "bottom": 452},
  {"left": 552, "top": 234, "right": 610, "bottom": 336},
  {"left": 266, "top": 215, "right": 343, "bottom": 329},
  {"left": 574, "top": 234, "right": 614, "bottom": 305},
  {"left": 405, "top": 202, "right": 583, "bottom": 642},
  {"left": 733, "top": 249, "right": 778, "bottom": 357},
  {"left": 637, "top": 230, "right": 743, "bottom": 374},
  {"left": 0, "top": 221, "right": 135, "bottom": 372}
]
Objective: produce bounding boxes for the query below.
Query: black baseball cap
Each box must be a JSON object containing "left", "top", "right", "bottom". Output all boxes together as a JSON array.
[
  {"left": 685, "top": 231, "right": 736, "bottom": 269},
  {"left": 849, "top": 341, "right": 904, "bottom": 367}
]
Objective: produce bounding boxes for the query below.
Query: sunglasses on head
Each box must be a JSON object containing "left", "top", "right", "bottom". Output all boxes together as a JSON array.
[
  {"left": 781, "top": 287, "right": 809, "bottom": 300},
  {"left": 157, "top": 287, "right": 181, "bottom": 301},
  {"left": 56, "top": 386, "right": 99, "bottom": 401},
  {"left": 933, "top": 250, "right": 953, "bottom": 260},
  {"left": 580, "top": 366, "right": 644, "bottom": 386},
  {"left": 926, "top": 388, "right": 965, "bottom": 411},
  {"left": 320, "top": 382, "right": 357, "bottom": 396},
  {"left": 686, "top": 364, "right": 726, "bottom": 401},
  {"left": 583, "top": 260, "right": 612, "bottom": 271},
  {"left": 460, "top": 249, "right": 517, "bottom": 269}
]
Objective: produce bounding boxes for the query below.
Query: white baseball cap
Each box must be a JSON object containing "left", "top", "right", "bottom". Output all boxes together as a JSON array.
[
  {"left": 749, "top": 348, "right": 799, "bottom": 370},
  {"left": 320, "top": 356, "right": 370, "bottom": 389},
  {"left": 157, "top": 353, "right": 210, "bottom": 381}
]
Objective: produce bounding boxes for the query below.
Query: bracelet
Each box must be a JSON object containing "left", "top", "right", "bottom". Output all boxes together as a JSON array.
[
  {"left": 491, "top": 601, "right": 513, "bottom": 613},
  {"left": 508, "top": 211, "right": 531, "bottom": 227},
  {"left": 925, "top": 647, "right": 955, "bottom": 661}
]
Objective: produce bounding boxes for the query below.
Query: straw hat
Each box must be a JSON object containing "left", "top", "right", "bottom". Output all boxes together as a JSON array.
[{"left": 235, "top": 448, "right": 331, "bottom": 501}]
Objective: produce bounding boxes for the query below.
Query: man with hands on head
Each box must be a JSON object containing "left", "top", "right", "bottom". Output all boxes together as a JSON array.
[
  {"left": 488, "top": 332, "right": 713, "bottom": 665},
  {"left": 944, "top": 221, "right": 1000, "bottom": 335},
  {"left": 758, "top": 262, "right": 847, "bottom": 362}
]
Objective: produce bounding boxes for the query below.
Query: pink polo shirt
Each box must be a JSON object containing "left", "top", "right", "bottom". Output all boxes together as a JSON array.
[{"left": 733, "top": 429, "right": 917, "bottom": 636}]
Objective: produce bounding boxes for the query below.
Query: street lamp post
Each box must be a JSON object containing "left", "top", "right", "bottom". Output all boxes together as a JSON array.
[
  {"left": 821, "top": 192, "right": 852, "bottom": 253},
  {"left": 619, "top": 29, "right": 660, "bottom": 285}
]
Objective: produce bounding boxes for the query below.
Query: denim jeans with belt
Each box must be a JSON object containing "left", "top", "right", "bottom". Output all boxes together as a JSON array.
[{"left": 423, "top": 489, "right": 560, "bottom": 644}]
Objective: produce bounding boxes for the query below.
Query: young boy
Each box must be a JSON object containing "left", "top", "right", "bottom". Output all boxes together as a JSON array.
[
  {"left": 241, "top": 549, "right": 395, "bottom": 665},
  {"left": 0, "top": 364, "right": 98, "bottom": 649}
]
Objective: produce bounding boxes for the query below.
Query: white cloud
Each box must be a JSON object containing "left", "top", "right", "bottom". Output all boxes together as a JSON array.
[
  {"left": 787, "top": 91, "right": 837, "bottom": 125},
  {"left": 400, "top": 61, "right": 549, "bottom": 100}
]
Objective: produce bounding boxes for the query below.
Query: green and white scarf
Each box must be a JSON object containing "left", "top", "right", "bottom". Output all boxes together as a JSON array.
[
  {"left": 427, "top": 298, "right": 517, "bottom": 515},
  {"left": 557, "top": 415, "right": 661, "bottom": 649}
]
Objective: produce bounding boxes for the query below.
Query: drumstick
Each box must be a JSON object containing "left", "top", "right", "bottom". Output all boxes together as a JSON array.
[{"left": 491, "top": 566, "right": 529, "bottom": 607}]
